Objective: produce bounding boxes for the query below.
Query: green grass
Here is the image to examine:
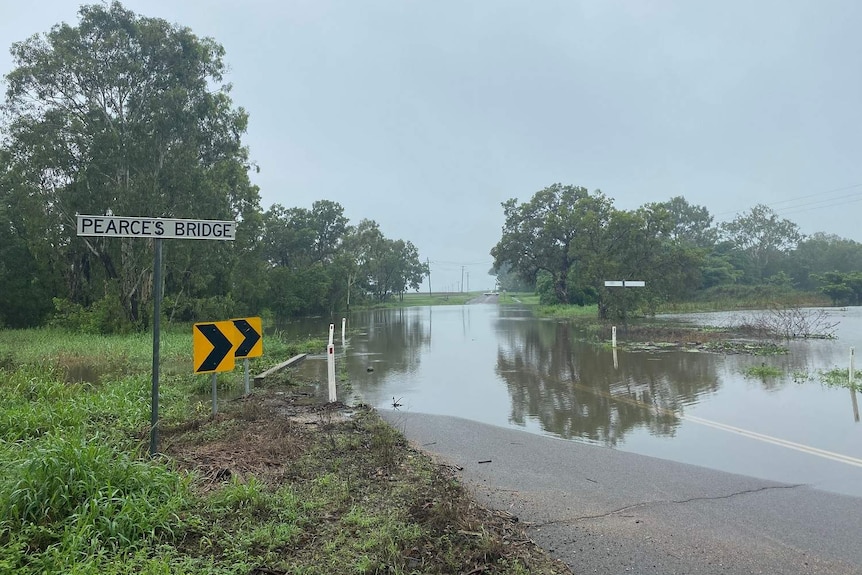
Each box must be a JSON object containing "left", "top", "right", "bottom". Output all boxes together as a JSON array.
[
  {"left": 656, "top": 289, "right": 831, "bottom": 314},
  {"left": 819, "top": 368, "right": 860, "bottom": 391},
  {"left": 743, "top": 363, "right": 783, "bottom": 378},
  {"left": 499, "top": 292, "right": 540, "bottom": 305},
  {"left": 536, "top": 303, "right": 599, "bottom": 318},
  {"left": 0, "top": 326, "right": 296, "bottom": 574},
  {"left": 0, "top": 327, "right": 567, "bottom": 575}
]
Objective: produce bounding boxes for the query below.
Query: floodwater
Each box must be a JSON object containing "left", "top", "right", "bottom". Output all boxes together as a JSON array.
[{"left": 288, "top": 304, "right": 862, "bottom": 498}]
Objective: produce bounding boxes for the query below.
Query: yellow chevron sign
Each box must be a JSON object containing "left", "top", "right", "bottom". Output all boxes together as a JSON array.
[{"left": 193, "top": 317, "right": 263, "bottom": 373}]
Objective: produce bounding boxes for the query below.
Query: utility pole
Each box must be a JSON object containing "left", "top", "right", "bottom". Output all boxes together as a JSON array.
[
  {"left": 461, "top": 266, "right": 465, "bottom": 293},
  {"left": 427, "top": 258, "right": 432, "bottom": 297}
]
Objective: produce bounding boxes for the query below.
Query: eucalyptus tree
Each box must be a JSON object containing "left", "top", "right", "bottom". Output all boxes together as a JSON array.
[
  {"left": 492, "top": 184, "right": 706, "bottom": 318},
  {"left": 343, "top": 219, "right": 428, "bottom": 303},
  {"left": 491, "top": 184, "right": 615, "bottom": 305},
  {"left": 719, "top": 205, "right": 802, "bottom": 283},
  {"left": 646, "top": 196, "right": 718, "bottom": 248},
  {"left": 0, "top": 152, "right": 56, "bottom": 326},
  {"left": 2, "top": 2, "right": 259, "bottom": 325},
  {"left": 261, "top": 200, "right": 350, "bottom": 317},
  {"left": 601, "top": 205, "right": 703, "bottom": 317}
]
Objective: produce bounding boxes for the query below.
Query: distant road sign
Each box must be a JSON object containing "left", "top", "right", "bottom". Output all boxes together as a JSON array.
[
  {"left": 604, "top": 280, "right": 645, "bottom": 287},
  {"left": 194, "top": 321, "right": 243, "bottom": 373},
  {"left": 232, "top": 317, "right": 263, "bottom": 359},
  {"left": 77, "top": 215, "right": 235, "bottom": 240}
]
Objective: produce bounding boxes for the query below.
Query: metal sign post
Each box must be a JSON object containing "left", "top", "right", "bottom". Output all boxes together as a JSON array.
[
  {"left": 151, "top": 238, "right": 162, "bottom": 456},
  {"left": 77, "top": 214, "right": 236, "bottom": 457}
]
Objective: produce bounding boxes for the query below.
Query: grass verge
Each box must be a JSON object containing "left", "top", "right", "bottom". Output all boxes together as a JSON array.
[{"left": 0, "top": 327, "right": 570, "bottom": 574}]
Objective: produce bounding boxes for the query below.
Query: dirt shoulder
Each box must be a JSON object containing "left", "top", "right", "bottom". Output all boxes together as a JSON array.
[{"left": 159, "top": 387, "right": 572, "bottom": 574}]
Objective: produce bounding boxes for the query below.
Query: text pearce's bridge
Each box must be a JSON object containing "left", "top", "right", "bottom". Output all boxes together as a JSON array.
[{"left": 77, "top": 215, "right": 235, "bottom": 240}]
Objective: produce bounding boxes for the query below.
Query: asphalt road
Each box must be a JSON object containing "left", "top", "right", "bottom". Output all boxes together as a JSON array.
[
  {"left": 466, "top": 293, "right": 500, "bottom": 304},
  {"left": 380, "top": 410, "right": 862, "bottom": 575}
]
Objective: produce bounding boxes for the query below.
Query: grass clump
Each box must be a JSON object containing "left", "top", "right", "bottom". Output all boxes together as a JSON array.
[
  {"left": 819, "top": 368, "right": 859, "bottom": 391},
  {"left": 0, "top": 432, "right": 188, "bottom": 573},
  {"left": 743, "top": 363, "right": 783, "bottom": 379}
]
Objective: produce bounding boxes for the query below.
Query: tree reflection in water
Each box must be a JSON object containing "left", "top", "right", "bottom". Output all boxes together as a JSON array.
[{"left": 495, "top": 315, "right": 721, "bottom": 446}]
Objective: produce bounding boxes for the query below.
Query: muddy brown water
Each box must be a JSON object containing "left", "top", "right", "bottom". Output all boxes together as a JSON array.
[{"left": 280, "top": 305, "right": 862, "bottom": 498}]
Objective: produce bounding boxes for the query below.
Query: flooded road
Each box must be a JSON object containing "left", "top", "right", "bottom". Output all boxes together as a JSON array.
[{"left": 291, "top": 304, "right": 862, "bottom": 497}]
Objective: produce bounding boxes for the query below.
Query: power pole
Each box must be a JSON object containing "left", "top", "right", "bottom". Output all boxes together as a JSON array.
[
  {"left": 427, "top": 258, "right": 432, "bottom": 297},
  {"left": 461, "top": 266, "right": 465, "bottom": 293}
]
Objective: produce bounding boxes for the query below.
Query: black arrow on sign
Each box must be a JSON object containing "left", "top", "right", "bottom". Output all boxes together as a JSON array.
[
  {"left": 196, "top": 323, "right": 233, "bottom": 372},
  {"left": 233, "top": 318, "right": 261, "bottom": 358}
]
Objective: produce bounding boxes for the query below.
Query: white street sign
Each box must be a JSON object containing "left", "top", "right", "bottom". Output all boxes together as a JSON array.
[
  {"left": 77, "top": 215, "right": 235, "bottom": 240},
  {"left": 604, "top": 281, "right": 624, "bottom": 287},
  {"left": 604, "top": 280, "right": 645, "bottom": 287}
]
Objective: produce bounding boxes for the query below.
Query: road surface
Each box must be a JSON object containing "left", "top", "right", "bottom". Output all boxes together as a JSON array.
[
  {"left": 381, "top": 410, "right": 862, "bottom": 575},
  {"left": 467, "top": 293, "right": 500, "bottom": 304}
]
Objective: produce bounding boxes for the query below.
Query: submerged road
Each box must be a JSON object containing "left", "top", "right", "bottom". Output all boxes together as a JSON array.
[{"left": 381, "top": 411, "right": 862, "bottom": 575}]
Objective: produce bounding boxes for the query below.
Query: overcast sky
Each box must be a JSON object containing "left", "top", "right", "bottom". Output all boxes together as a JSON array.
[{"left": 3, "top": 1, "right": 862, "bottom": 291}]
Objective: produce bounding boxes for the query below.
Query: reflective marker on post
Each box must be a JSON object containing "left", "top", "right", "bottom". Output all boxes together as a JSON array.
[{"left": 327, "top": 343, "right": 336, "bottom": 403}]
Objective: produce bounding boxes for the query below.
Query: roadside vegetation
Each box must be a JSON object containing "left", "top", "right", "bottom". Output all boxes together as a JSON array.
[{"left": 0, "top": 328, "right": 569, "bottom": 575}]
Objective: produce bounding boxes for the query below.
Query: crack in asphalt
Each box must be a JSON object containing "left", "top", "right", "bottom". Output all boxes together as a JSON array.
[{"left": 534, "top": 483, "right": 806, "bottom": 527}]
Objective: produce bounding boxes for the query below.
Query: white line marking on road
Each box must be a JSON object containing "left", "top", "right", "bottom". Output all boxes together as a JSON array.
[
  {"left": 683, "top": 414, "right": 862, "bottom": 468},
  {"left": 569, "top": 379, "right": 862, "bottom": 468}
]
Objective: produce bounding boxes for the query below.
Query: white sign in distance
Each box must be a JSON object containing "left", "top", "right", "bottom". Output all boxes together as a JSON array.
[
  {"left": 604, "top": 280, "right": 645, "bottom": 287},
  {"left": 77, "top": 215, "right": 235, "bottom": 240}
]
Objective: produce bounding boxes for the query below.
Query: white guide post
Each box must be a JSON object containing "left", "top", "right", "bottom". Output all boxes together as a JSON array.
[
  {"left": 612, "top": 326, "right": 617, "bottom": 348},
  {"left": 327, "top": 323, "right": 336, "bottom": 402},
  {"left": 341, "top": 317, "right": 347, "bottom": 344},
  {"left": 850, "top": 348, "right": 859, "bottom": 423}
]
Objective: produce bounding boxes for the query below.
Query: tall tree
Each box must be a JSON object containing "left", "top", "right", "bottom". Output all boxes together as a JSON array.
[
  {"left": 646, "top": 196, "right": 718, "bottom": 248},
  {"left": 719, "top": 205, "right": 802, "bottom": 283},
  {"left": 2, "top": 2, "right": 259, "bottom": 325},
  {"left": 492, "top": 185, "right": 706, "bottom": 318},
  {"left": 491, "top": 184, "right": 614, "bottom": 304}
]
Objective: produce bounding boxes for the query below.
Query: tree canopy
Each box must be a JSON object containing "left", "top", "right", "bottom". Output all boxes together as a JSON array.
[
  {"left": 491, "top": 184, "right": 706, "bottom": 318},
  {"left": 0, "top": 3, "right": 429, "bottom": 330},
  {"left": 490, "top": 184, "right": 862, "bottom": 318}
]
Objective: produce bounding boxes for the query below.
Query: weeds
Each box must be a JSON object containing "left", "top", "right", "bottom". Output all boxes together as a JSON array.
[
  {"left": 0, "top": 328, "right": 570, "bottom": 575},
  {"left": 819, "top": 368, "right": 859, "bottom": 391},
  {"left": 736, "top": 305, "right": 838, "bottom": 339},
  {"left": 743, "top": 364, "right": 783, "bottom": 378}
]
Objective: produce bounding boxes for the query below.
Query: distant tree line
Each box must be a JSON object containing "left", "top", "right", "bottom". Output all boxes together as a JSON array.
[
  {"left": 491, "top": 184, "right": 862, "bottom": 319},
  {"left": 0, "top": 3, "right": 427, "bottom": 330}
]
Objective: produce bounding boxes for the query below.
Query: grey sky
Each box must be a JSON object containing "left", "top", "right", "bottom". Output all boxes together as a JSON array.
[{"left": 3, "top": 1, "right": 862, "bottom": 291}]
